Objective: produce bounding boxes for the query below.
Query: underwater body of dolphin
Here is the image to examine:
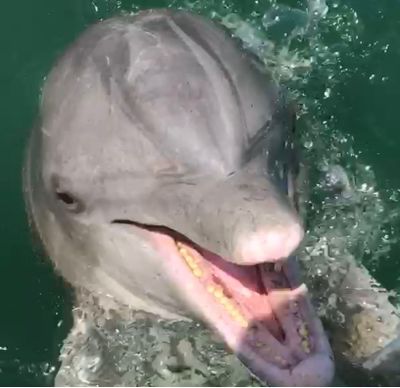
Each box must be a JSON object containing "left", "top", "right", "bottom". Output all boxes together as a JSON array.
[{"left": 23, "top": 9, "right": 334, "bottom": 386}]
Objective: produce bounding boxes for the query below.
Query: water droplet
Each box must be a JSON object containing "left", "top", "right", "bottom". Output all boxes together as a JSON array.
[{"left": 304, "top": 140, "right": 314, "bottom": 149}]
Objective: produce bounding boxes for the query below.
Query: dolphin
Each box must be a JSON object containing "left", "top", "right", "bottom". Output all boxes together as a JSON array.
[{"left": 23, "top": 9, "right": 334, "bottom": 386}]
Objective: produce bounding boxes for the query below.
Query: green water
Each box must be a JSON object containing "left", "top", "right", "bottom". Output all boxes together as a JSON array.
[{"left": 1, "top": 0, "right": 400, "bottom": 386}]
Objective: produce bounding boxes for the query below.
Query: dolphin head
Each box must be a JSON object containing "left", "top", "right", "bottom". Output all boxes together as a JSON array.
[{"left": 24, "top": 9, "right": 334, "bottom": 386}]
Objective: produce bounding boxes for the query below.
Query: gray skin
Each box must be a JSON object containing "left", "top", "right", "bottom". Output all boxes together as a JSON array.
[{"left": 23, "top": 9, "right": 335, "bottom": 386}]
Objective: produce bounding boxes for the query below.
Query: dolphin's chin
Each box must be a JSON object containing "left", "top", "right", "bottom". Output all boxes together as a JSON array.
[{"left": 112, "top": 221, "right": 334, "bottom": 386}]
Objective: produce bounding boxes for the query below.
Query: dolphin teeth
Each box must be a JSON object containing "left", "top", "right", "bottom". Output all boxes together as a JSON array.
[
  {"left": 193, "top": 268, "right": 203, "bottom": 277},
  {"left": 291, "top": 283, "right": 308, "bottom": 298},
  {"left": 274, "top": 262, "right": 283, "bottom": 272},
  {"left": 301, "top": 339, "right": 311, "bottom": 354},
  {"left": 298, "top": 323, "right": 311, "bottom": 353},
  {"left": 207, "top": 284, "right": 215, "bottom": 293},
  {"left": 207, "top": 281, "right": 248, "bottom": 326},
  {"left": 220, "top": 296, "right": 230, "bottom": 306},
  {"left": 176, "top": 240, "right": 204, "bottom": 278},
  {"left": 187, "top": 260, "right": 198, "bottom": 270},
  {"left": 298, "top": 323, "right": 309, "bottom": 338},
  {"left": 213, "top": 285, "right": 224, "bottom": 299},
  {"left": 175, "top": 240, "right": 249, "bottom": 327},
  {"left": 236, "top": 315, "right": 249, "bottom": 328}
]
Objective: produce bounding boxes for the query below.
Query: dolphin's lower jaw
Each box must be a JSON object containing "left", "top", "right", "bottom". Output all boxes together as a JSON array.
[{"left": 113, "top": 221, "right": 334, "bottom": 386}]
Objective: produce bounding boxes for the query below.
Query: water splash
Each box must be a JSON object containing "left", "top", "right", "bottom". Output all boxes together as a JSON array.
[
  {"left": 221, "top": 3, "right": 400, "bottom": 383},
  {"left": 55, "top": 305, "right": 259, "bottom": 386},
  {"left": 76, "top": 0, "right": 400, "bottom": 274},
  {"left": 215, "top": 0, "right": 399, "bottom": 276}
]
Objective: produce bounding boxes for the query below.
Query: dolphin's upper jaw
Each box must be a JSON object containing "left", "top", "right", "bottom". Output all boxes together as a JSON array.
[{"left": 115, "top": 221, "right": 334, "bottom": 386}]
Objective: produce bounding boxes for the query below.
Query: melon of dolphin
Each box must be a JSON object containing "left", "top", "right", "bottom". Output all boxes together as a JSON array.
[{"left": 23, "top": 9, "right": 334, "bottom": 386}]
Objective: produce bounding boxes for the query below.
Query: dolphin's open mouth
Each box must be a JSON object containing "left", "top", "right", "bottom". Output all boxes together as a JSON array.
[{"left": 114, "top": 221, "right": 334, "bottom": 385}]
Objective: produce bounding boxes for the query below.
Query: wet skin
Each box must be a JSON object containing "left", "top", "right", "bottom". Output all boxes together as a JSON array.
[{"left": 23, "top": 9, "right": 334, "bottom": 386}]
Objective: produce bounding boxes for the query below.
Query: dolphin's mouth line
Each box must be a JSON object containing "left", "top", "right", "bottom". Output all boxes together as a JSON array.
[{"left": 113, "top": 220, "right": 331, "bottom": 380}]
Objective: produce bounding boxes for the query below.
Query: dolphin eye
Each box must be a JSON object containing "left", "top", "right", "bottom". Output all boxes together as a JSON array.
[
  {"left": 56, "top": 191, "right": 75, "bottom": 205},
  {"left": 55, "top": 190, "right": 83, "bottom": 212},
  {"left": 51, "top": 175, "right": 84, "bottom": 213}
]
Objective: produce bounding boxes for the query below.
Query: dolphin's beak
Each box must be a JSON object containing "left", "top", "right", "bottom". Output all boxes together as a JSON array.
[
  {"left": 111, "top": 159, "right": 335, "bottom": 386},
  {"left": 113, "top": 220, "right": 334, "bottom": 386}
]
